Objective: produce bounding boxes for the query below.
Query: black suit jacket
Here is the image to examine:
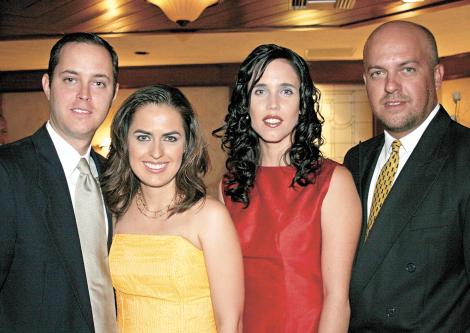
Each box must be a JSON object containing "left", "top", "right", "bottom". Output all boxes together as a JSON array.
[
  {"left": 344, "top": 107, "right": 470, "bottom": 332},
  {"left": 0, "top": 125, "right": 112, "bottom": 332}
]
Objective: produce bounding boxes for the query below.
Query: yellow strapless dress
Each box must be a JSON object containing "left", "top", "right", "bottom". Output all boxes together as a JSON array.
[{"left": 109, "top": 234, "right": 217, "bottom": 333}]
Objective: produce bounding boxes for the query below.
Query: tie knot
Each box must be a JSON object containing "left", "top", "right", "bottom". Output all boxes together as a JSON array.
[
  {"left": 77, "top": 158, "right": 93, "bottom": 176},
  {"left": 391, "top": 140, "right": 401, "bottom": 153}
]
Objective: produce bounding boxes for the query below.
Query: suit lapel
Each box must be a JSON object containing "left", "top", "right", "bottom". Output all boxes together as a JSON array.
[
  {"left": 352, "top": 109, "right": 451, "bottom": 297},
  {"left": 32, "top": 126, "right": 94, "bottom": 331}
]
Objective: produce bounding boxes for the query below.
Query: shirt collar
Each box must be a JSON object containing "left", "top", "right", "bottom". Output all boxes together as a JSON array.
[
  {"left": 46, "top": 121, "right": 92, "bottom": 177},
  {"left": 384, "top": 104, "right": 440, "bottom": 155}
]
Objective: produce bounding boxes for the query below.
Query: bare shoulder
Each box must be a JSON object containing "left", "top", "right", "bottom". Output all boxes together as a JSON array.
[
  {"left": 323, "top": 164, "right": 359, "bottom": 209},
  {"left": 331, "top": 164, "right": 354, "bottom": 183},
  {"left": 195, "top": 195, "right": 232, "bottom": 223},
  {"left": 191, "top": 195, "right": 235, "bottom": 237}
]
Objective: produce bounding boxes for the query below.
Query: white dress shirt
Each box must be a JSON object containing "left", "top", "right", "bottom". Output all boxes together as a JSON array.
[
  {"left": 366, "top": 104, "right": 441, "bottom": 219},
  {"left": 46, "top": 121, "right": 109, "bottom": 235}
]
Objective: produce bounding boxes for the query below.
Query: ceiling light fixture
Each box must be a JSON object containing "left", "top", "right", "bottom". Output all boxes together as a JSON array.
[{"left": 148, "top": 0, "right": 219, "bottom": 27}]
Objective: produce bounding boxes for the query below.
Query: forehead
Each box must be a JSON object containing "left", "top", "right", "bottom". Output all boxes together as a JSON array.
[
  {"left": 365, "top": 25, "right": 430, "bottom": 66},
  {"left": 259, "top": 58, "right": 300, "bottom": 82},
  {"left": 55, "top": 42, "right": 113, "bottom": 73},
  {"left": 131, "top": 103, "right": 184, "bottom": 128}
]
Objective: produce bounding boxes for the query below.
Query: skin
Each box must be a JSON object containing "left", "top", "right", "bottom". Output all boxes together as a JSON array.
[
  {"left": 249, "top": 58, "right": 300, "bottom": 166},
  {"left": 42, "top": 42, "right": 118, "bottom": 155},
  {"left": 318, "top": 166, "right": 361, "bottom": 332},
  {"left": 0, "top": 117, "right": 7, "bottom": 144},
  {"left": 127, "top": 103, "right": 185, "bottom": 196},
  {"left": 363, "top": 21, "right": 444, "bottom": 139},
  {"left": 116, "top": 103, "right": 244, "bottom": 333}
]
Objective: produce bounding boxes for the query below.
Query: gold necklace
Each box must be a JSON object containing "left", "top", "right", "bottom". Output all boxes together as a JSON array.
[{"left": 135, "top": 187, "right": 174, "bottom": 219}]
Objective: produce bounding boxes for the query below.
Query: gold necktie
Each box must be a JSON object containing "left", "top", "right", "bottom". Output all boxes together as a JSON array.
[
  {"left": 366, "top": 140, "right": 401, "bottom": 239},
  {"left": 75, "top": 158, "right": 116, "bottom": 333}
]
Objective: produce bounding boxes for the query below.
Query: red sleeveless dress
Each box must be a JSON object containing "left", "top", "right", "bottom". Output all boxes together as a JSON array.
[{"left": 223, "top": 159, "right": 338, "bottom": 333}]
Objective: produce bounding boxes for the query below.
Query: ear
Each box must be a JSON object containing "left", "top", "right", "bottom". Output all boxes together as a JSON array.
[
  {"left": 362, "top": 73, "right": 367, "bottom": 85},
  {"left": 433, "top": 64, "right": 444, "bottom": 89},
  {"left": 42, "top": 74, "right": 51, "bottom": 101},
  {"left": 112, "top": 83, "right": 120, "bottom": 103}
]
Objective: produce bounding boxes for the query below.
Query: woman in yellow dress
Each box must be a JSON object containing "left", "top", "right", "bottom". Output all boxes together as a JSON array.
[{"left": 102, "top": 85, "right": 244, "bottom": 333}]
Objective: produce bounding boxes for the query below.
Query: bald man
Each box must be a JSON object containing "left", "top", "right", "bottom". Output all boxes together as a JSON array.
[{"left": 344, "top": 21, "right": 470, "bottom": 332}]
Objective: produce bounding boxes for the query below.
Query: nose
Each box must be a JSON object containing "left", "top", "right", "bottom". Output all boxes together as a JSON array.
[
  {"left": 150, "top": 141, "right": 163, "bottom": 159},
  {"left": 384, "top": 73, "right": 400, "bottom": 94},
  {"left": 77, "top": 83, "right": 91, "bottom": 101},
  {"left": 268, "top": 93, "right": 280, "bottom": 110}
]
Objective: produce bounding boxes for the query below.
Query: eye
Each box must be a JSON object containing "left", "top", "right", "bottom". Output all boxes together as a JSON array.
[
  {"left": 63, "top": 77, "right": 76, "bottom": 84},
  {"left": 163, "top": 135, "right": 179, "bottom": 143},
  {"left": 281, "top": 88, "right": 294, "bottom": 96},
  {"left": 93, "top": 81, "right": 106, "bottom": 88},
  {"left": 136, "top": 134, "right": 151, "bottom": 142},
  {"left": 402, "top": 67, "right": 416, "bottom": 74},
  {"left": 369, "top": 70, "right": 385, "bottom": 79},
  {"left": 253, "top": 88, "right": 266, "bottom": 96}
]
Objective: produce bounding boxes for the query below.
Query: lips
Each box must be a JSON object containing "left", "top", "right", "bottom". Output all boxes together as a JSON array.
[
  {"left": 71, "top": 107, "right": 91, "bottom": 114},
  {"left": 262, "top": 115, "right": 283, "bottom": 128},
  {"left": 383, "top": 100, "right": 406, "bottom": 106},
  {"left": 143, "top": 161, "right": 167, "bottom": 172}
]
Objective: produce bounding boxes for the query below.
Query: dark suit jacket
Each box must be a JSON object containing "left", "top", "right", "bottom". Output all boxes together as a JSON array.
[
  {"left": 0, "top": 125, "right": 112, "bottom": 332},
  {"left": 344, "top": 107, "right": 470, "bottom": 332}
]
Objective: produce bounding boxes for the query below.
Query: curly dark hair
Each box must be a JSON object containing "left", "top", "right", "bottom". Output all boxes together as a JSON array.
[
  {"left": 213, "top": 44, "right": 324, "bottom": 206},
  {"left": 101, "top": 85, "right": 209, "bottom": 217}
]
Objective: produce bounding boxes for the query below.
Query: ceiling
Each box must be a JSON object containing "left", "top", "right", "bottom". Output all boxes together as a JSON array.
[{"left": 1, "top": 0, "right": 470, "bottom": 71}]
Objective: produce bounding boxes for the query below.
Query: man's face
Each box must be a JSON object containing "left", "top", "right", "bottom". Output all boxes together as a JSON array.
[
  {"left": 0, "top": 118, "right": 7, "bottom": 144},
  {"left": 363, "top": 24, "right": 443, "bottom": 138},
  {"left": 42, "top": 42, "right": 118, "bottom": 149}
]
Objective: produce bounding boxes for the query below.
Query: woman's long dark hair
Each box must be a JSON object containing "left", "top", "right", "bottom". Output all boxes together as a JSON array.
[
  {"left": 213, "top": 44, "right": 324, "bottom": 206},
  {"left": 101, "top": 85, "right": 209, "bottom": 217}
]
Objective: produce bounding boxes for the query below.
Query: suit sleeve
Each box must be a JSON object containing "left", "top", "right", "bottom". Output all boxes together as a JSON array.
[
  {"left": 343, "top": 146, "right": 360, "bottom": 191},
  {"left": 0, "top": 161, "right": 16, "bottom": 289},
  {"left": 464, "top": 193, "right": 470, "bottom": 282}
]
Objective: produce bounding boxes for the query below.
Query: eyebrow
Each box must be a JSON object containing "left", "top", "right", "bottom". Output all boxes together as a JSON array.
[
  {"left": 366, "top": 60, "right": 419, "bottom": 71},
  {"left": 162, "top": 131, "right": 182, "bottom": 137},
  {"left": 253, "top": 82, "right": 298, "bottom": 88},
  {"left": 59, "top": 69, "right": 111, "bottom": 81},
  {"left": 133, "top": 129, "right": 182, "bottom": 136}
]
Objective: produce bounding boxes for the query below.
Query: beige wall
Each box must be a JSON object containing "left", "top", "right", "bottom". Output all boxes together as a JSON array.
[
  {"left": 2, "top": 77, "right": 470, "bottom": 195},
  {"left": 440, "top": 77, "right": 470, "bottom": 127}
]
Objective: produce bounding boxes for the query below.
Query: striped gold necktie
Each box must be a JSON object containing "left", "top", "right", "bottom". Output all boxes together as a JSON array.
[{"left": 366, "top": 140, "right": 401, "bottom": 239}]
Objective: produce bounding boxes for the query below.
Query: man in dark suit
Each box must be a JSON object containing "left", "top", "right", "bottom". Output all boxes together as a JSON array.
[
  {"left": 344, "top": 21, "right": 470, "bottom": 332},
  {"left": 0, "top": 33, "right": 119, "bottom": 332}
]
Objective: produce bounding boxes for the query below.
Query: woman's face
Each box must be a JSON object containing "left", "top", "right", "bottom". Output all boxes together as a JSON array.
[
  {"left": 249, "top": 58, "right": 300, "bottom": 148},
  {"left": 127, "top": 103, "right": 185, "bottom": 191}
]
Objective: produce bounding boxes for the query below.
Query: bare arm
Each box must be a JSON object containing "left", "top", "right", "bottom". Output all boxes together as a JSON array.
[
  {"left": 198, "top": 198, "right": 244, "bottom": 333},
  {"left": 217, "top": 179, "right": 225, "bottom": 204},
  {"left": 318, "top": 166, "right": 361, "bottom": 333}
]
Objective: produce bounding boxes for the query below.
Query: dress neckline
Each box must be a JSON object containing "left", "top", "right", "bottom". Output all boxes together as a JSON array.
[{"left": 113, "top": 233, "right": 202, "bottom": 252}]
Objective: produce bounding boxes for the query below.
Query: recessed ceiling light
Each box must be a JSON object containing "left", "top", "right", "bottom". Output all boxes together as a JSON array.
[
  {"left": 134, "top": 51, "right": 149, "bottom": 55},
  {"left": 402, "top": 0, "right": 424, "bottom": 3}
]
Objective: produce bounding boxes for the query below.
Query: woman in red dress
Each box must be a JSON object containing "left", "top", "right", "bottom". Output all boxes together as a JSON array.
[{"left": 213, "top": 44, "right": 361, "bottom": 332}]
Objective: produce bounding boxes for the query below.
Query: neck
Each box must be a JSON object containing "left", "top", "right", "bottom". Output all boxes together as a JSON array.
[
  {"left": 139, "top": 183, "right": 177, "bottom": 211},
  {"left": 259, "top": 141, "right": 290, "bottom": 166}
]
